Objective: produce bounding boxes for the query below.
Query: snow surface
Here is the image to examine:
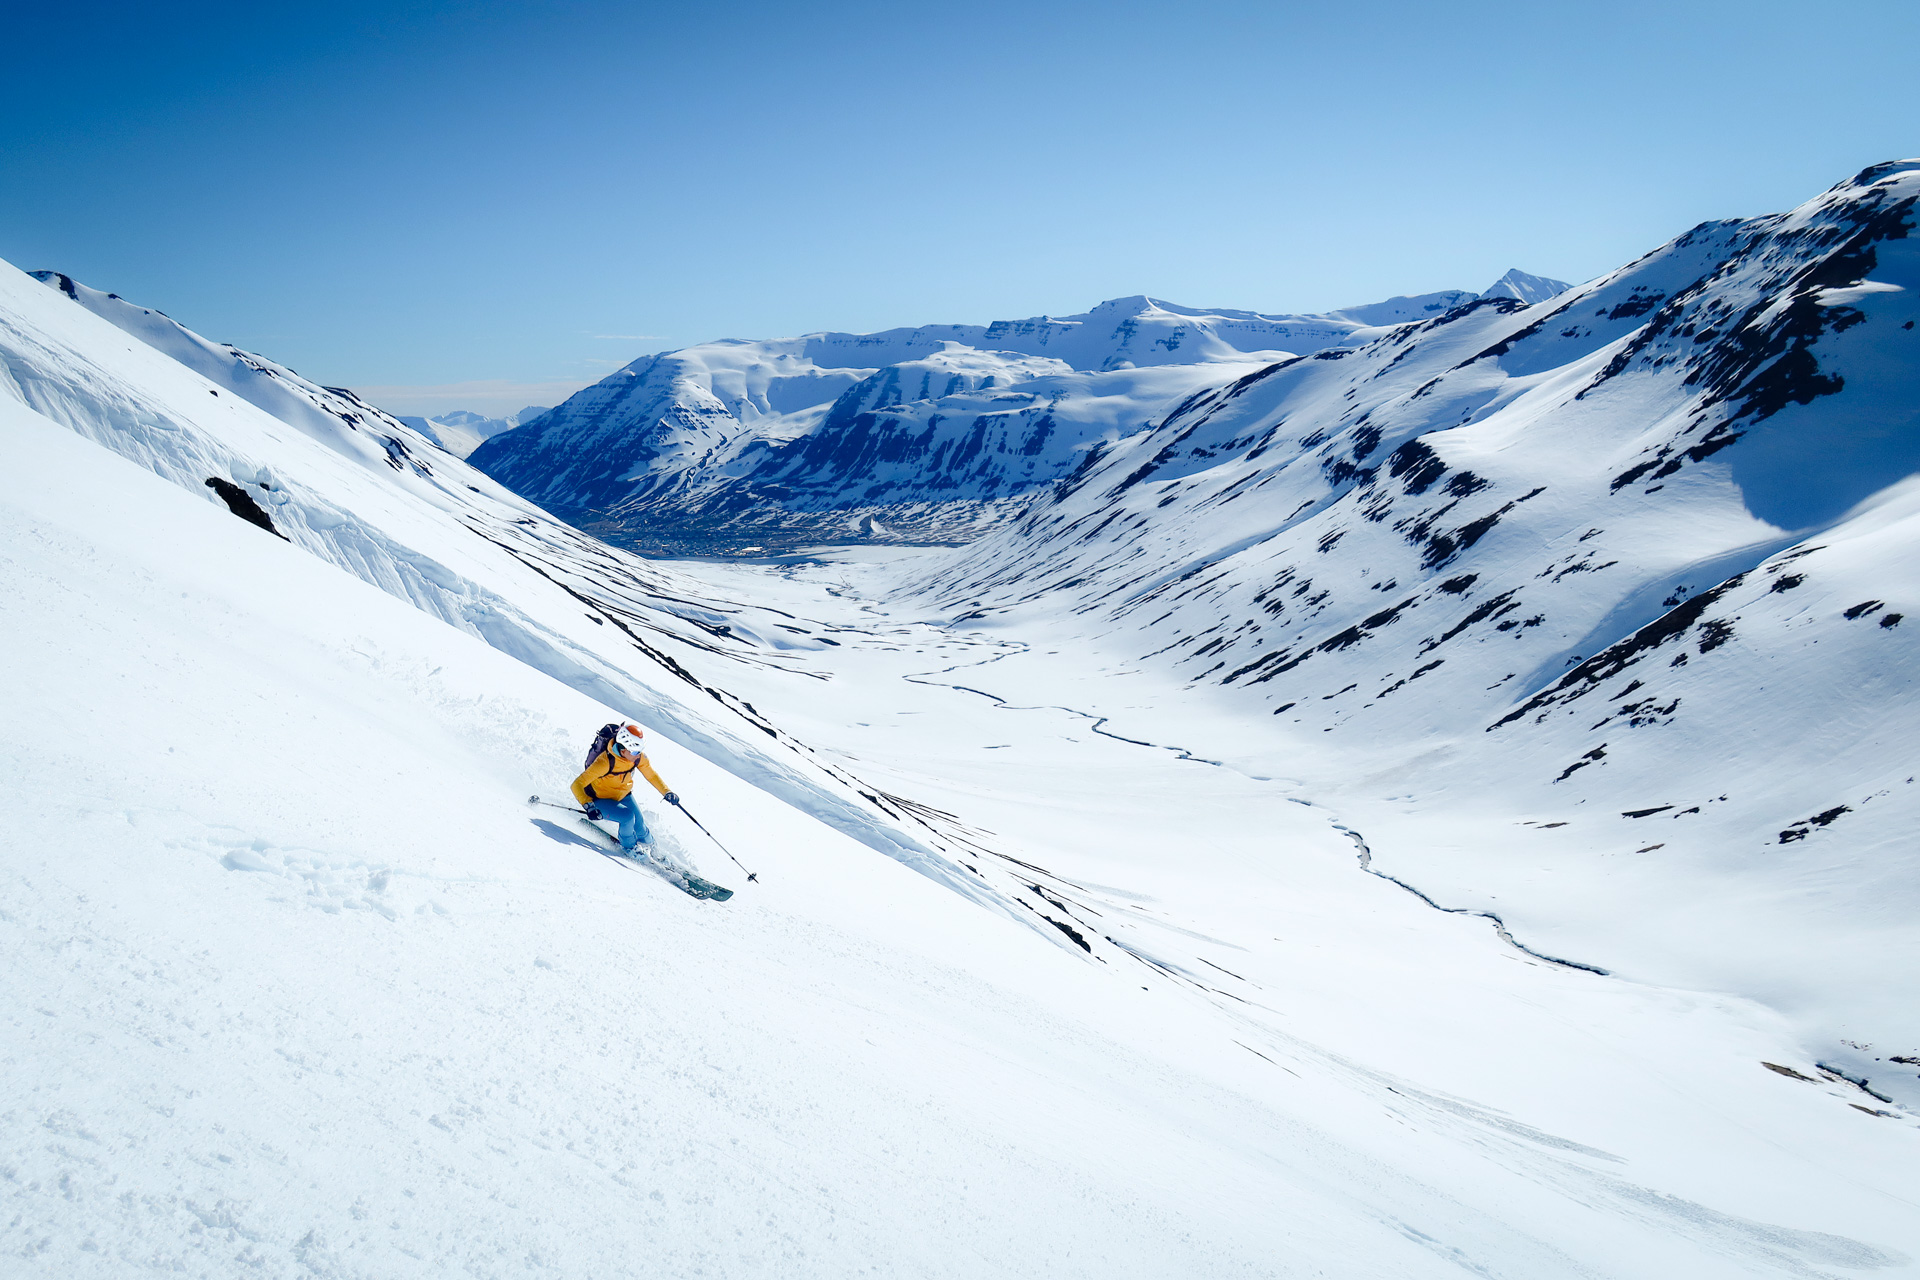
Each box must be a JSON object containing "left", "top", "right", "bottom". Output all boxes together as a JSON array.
[
  {"left": 6, "top": 356, "right": 1918, "bottom": 1279},
  {"left": 0, "top": 259, "right": 1014, "bottom": 913},
  {"left": 5, "top": 172, "right": 1916, "bottom": 1276}
]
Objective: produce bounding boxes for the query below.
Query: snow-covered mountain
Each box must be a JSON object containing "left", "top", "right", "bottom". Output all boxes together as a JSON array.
[
  {"left": 899, "top": 160, "right": 1920, "bottom": 1104},
  {"left": 1481, "top": 266, "right": 1572, "bottom": 304},
  {"left": 397, "top": 405, "right": 548, "bottom": 457},
  {"left": 5, "top": 208, "right": 1917, "bottom": 1275},
  {"left": 472, "top": 280, "right": 1565, "bottom": 553}
]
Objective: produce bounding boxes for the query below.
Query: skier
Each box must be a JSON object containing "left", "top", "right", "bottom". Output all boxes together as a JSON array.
[{"left": 572, "top": 723, "right": 680, "bottom": 854}]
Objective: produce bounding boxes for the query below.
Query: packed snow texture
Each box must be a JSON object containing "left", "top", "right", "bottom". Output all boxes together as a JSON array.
[
  {"left": 470, "top": 276, "right": 1568, "bottom": 552},
  {"left": 4, "top": 334, "right": 1916, "bottom": 1280}
]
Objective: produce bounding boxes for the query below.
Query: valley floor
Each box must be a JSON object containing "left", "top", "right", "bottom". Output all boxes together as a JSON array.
[
  {"left": 4, "top": 405, "right": 1916, "bottom": 1278},
  {"left": 660, "top": 544, "right": 1920, "bottom": 1273}
]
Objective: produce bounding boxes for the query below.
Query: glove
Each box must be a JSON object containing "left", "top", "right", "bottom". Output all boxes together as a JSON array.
[
  {"left": 664, "top": 792, "right": 680, "bottom": 806},
  {"left": 583, "top": 805, "right": 604, "bottom": 821}
]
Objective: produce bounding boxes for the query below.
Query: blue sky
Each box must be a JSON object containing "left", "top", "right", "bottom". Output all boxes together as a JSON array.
[{"left": 4, "top": 0, "right": 1916, "bottom": 415}]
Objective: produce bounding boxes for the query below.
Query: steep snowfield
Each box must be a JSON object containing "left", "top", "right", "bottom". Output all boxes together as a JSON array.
[
  {"left": 473, "top": 281, "right": 1565, "bottom": 552},
  {"left": 5, "top": 405, "right": 1381, "bottom": 1275},
  {"left": 7, "top": 370, "right": 1919, "bottom": 1279},
  {"left": 28, "top": 272, "right": 434, "bottom": 465},
  {"left": 887, "top": 160, "right": 1920, "bottom": 1105},
  {"left": 0, "top": 259, "right": 1032, "bottom": 920}
]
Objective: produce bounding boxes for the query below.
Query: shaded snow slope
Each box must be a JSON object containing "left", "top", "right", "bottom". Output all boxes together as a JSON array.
[
  {"left": 471, "top": 288, "right": 1551, "bottom": 553},
  {"left": 896, "top": 160, "right": 1920, "bottom": 1103},
  {"left": 8, "top": 386, "right": 1919, "bottom": 1279}
]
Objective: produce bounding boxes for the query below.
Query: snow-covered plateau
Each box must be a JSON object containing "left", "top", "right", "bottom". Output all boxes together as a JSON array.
[{"left": 3, "top": 161, "right": 1918, "bottom": 1279}]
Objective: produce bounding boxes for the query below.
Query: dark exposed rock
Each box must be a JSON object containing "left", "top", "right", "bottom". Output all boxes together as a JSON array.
[{"left": 204, "top": 477, "right": 287, "bottom": 540}]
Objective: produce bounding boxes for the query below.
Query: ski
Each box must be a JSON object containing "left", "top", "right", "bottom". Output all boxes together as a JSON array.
[
  {"left": 575, "top": 819, "right": 734, "bottom": 902},
  {"left": 528, "top": 794, "right": 734, "bottom": 901}
]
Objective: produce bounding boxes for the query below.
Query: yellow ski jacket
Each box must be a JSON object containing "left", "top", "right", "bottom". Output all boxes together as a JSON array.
[{"left": 571, "top": 749, "right": 669, "bottom": 806}]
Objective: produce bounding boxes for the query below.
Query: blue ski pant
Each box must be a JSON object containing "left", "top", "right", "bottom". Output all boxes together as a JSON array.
[{"left": 590, "top": 795, "right": 651, "bottom": 851}]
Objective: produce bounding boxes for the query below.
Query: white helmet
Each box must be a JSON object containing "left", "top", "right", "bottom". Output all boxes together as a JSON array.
[{"left": 614, "top": 724, "right": 646, "bottom": 755}]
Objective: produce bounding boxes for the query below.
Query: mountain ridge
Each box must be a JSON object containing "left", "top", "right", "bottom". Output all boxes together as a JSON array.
[
  {"left": 889, "top": 160, "right": 1920, "bottom": 1103},
  {"left": 473, "top": 275, "right": 1569, "bottom": 552}
]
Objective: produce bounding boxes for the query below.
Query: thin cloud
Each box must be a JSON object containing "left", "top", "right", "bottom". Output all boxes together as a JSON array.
[{"left": 351, "top": 378, "right": 591, "bottom": 418}]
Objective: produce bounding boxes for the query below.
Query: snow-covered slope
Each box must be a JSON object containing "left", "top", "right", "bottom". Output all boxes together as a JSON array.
[
  {"left": 7, "top": 306, "right": 1919, "bottom": 1279},
  {"left": 28, "top": 271, "right": 439, "bottom": 465},
  {"left": 896, "top": 160, "right": 1920, "bottom": 1103},
  {"left": 0, "top": 260, "right": 1059, "bottom": 928},
  {"left": 600, "top": 353, "right": 1261, "bottom": 549},
  {"left": 472, "top": 285, "right": 1560, "bottom": 553},
  {"left": 28, "top": 272, "right": 547, "bottom": 462}
]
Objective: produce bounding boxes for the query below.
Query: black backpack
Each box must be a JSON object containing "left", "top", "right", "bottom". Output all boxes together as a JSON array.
[{"left": 584, "top": 723, "right": 622, "bottom": 770}]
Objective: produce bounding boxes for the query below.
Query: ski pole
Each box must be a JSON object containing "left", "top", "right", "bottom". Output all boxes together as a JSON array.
[
  {"left": 528, "top": 794, "right": 587, "bottom": 814},
  {"left": 670, "top": 800, "right": 758, "bottom": 882}
]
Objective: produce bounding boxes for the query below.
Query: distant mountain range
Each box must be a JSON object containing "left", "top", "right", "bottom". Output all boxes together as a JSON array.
[
  {"left": 397, "top": 407, "right": 550, "bottom": 458},
  {"left": 469, "top": 271, "right": 1569, "bottom": 553}
]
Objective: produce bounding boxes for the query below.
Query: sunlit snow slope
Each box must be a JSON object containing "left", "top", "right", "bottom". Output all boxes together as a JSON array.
[
  {"left": 1, "top": 260, "right": 1121, "bottom": 931},
  {"left": 6, "top": 323, "right": 1918, "bottom": 1279},
  {"left": 901, "top": 160, "right": 1920, "bottom": 1105}
]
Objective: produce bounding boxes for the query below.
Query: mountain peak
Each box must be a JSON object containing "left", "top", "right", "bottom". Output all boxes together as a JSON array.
[
  {"left": 1480, "top": 268, "right": 1573, "bottom": 305},
  {"left": 1086, "top": 294, "right": 1162, "bottom": 316}
]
